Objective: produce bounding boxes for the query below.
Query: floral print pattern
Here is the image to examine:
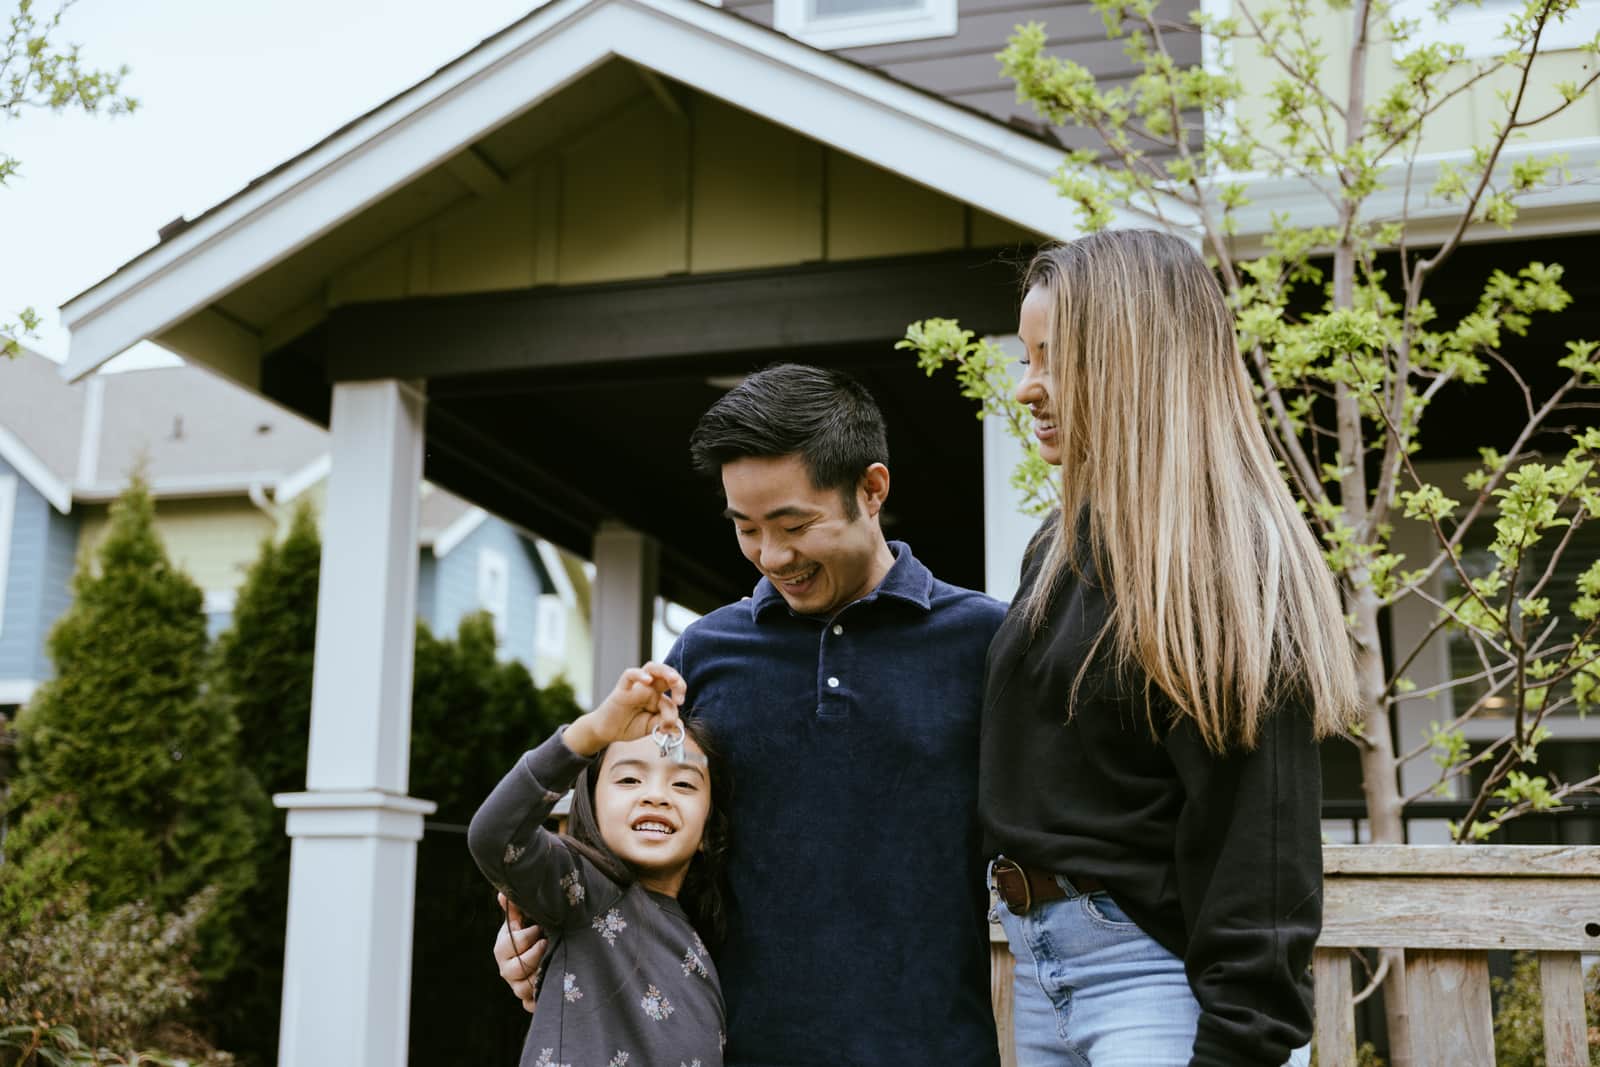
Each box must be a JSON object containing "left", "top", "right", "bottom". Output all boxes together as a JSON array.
[
  {"left": 607, "top": 1054, "right": 630, "bottom": 1067},
  {"left": 561, "top": 869, "right": 585, "bottom": 907},
  {"left": 502, "top": 842, "right": 525, "bottom": 864},
  {"left": 681, "top": 944, "right": 710, "bottom": 980},
  {"left": 640, "top": 983, "right": 675, "bottom": 1021},
  {"left": 562, "top": 972, "right": 583, "bottom": 1003},
  {"left": 592, "top": 907, "right": 627, "bottom": 946},
  {"left": 533, "top": 1051, "right": 570, "bottom": 1067}
]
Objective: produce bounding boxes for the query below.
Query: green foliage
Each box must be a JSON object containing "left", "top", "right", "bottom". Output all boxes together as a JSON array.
[
  {"left": 204, "top": 504, "right": 320, "bottom": 1065},
  {"left": 0, "top": 887, "right": 233, "bottom": 1066},
  {"left": 1, "top": 0, "right": 136, "bottom": 358},
  {"left": 1493, "top": 951, "right": 1600, "bottom": 1066},
  {"left": 8, "top": 477, "right": 262, "bottom": 981},
  {"left": 897, "top": 319, "right": 1058, "bottom": 516},
  {"left": 903, "top": 0, "right": 1600, "bottom": 847}
]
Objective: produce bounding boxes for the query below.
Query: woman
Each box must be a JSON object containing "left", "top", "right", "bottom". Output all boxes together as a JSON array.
[{"left": 981, "top": 229, "right": 1362, "bottom": 1067}]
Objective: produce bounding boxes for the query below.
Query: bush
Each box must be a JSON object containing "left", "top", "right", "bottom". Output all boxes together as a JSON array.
[
  {"left": 0, "top": 887, "right": 233, "bottom": 1067},
  {"left": 1494, "top": 951, "right": 1600, "bottom": 1067}
]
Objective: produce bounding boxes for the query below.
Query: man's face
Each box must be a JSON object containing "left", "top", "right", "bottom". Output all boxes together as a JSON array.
[{"left": 721, "top": 454, "right": 887, "bottom": 617}]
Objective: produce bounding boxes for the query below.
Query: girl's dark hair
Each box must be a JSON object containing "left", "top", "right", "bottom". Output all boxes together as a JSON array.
[
  {"left": 561, "top": 717, "right": 733, "bottom": 949},
  {"left": 689, "top": 362, "right": 889, "bottom": 519}
]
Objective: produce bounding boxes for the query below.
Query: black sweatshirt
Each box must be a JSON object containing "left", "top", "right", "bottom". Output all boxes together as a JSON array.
[{"left": 978, "top": 520, "right": 1320, "bottom": 1067}]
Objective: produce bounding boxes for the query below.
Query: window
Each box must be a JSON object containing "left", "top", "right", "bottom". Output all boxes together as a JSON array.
[
  {"left": 535, "top": 594, "right": 568, "bottom": 659},
  {"left": 775, "top": 0, "right": 957, "bottom": 50},
  {"left": 1389, "top": 0, "right": 1600, "bottom": 59},
  {"left": 477, "top": 548, "right": 510, "bottom": 642},
  {"left": 1443, "top": 518, "right": 1600, "bottom": 721},
  {"left": 0, "top": 475, "right": 15, "bottom": 639}
]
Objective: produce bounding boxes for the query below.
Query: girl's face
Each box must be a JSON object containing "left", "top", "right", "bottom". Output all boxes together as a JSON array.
[
  {"left": 593, "top": 733, "right": 712, "bottom": 897},
  {"left": 1015, "top": 285, "right": 1061, "bottom": 466}
]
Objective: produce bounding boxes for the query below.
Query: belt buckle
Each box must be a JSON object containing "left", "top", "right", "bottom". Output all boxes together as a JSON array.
[{"left": 993, "top": 856, "right": 1031, "bottom": 914}]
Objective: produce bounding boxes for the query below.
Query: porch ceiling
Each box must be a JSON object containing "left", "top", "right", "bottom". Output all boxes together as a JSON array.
[{"left": 262, "top": 248, "right": 1027, "bottom": 613}]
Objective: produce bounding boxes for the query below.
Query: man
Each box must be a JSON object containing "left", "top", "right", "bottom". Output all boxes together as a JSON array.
[{"left": 496, "top": 364, "right": 1004, "bottom": 1065}]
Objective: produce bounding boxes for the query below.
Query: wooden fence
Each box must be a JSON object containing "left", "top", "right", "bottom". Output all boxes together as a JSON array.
[{"left": 987, "top": 845, "right": 1600, "bottom": 1067}]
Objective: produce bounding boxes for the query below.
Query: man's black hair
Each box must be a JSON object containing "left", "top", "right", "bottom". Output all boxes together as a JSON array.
[{"left": 688, "top": 363, "right": 889, "bottom": 518}]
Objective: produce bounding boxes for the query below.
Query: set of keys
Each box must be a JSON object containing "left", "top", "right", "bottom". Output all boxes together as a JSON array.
[{"left": 651, "top": 721, "right": 686, "bottom": 763}]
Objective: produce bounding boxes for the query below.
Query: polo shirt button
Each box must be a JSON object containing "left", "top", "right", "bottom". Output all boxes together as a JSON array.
[
  {"left": 832, "top": 624, "right": 844, "bottom": 636},
  {"left": 827, "top": 676, "right": 840, "bottom": 688}
]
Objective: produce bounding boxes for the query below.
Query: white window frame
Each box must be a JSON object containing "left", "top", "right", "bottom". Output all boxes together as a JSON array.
[
  {"left": 534, "top": 593, "right": 568, "bottom": 660},
  {"left": 1389, "top": 0, "right": 1600, "bottom": 59},
  {"left": 775, "top": 0, "right": 957, "bottom": 51},
  {"left": 0, "top": 475, "right": 15, "bottom": 638},
  {"left": 477, "top": 547, "right": 510, "bottom": 642}
]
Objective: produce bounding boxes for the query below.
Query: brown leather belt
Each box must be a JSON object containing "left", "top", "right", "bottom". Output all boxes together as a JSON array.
[{"left": 992, "top": 857, "right": 1106, "bottom": 915}]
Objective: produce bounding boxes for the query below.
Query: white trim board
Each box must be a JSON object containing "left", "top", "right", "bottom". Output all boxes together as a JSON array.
[
  {"left": 0, "top": 475, "right": 15, "bottom": 638},
  {"left": 0, "top": 428, "right": 71, "bottom": 514},
  {"left": 59, "top": 0, "right": 1169, "bottom": 382},
  {"left": 775, "top": 0, "right": 957, "bottom": 50},
  {"left": 534, "top": 539, "right": 580, "bottom": 607},
  {"left": 430, "top": 507, "right": 489, "bottom": 558},
  {"left": 1215, "top": 137, "right": 1600, "bottom": 250},
  {"left": 276, "top": 454, "right": 332, "bottom": 504}
]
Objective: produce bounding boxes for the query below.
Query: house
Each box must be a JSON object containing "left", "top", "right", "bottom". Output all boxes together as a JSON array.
[
  {"left": 0, "top": 348, "right": 595, "bottom": 718},
  {"left": 50, "top": 0, "right": 1600, "bottom": 1058}
]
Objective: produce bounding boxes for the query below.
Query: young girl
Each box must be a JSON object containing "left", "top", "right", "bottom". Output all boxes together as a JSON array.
[{"left": 468, "top": 661, "right": 729, "bottom": 1067}]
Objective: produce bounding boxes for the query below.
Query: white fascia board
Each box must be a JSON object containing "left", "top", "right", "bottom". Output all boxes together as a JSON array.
[
  {"left": 276, "top": 454, "right": 332, "bottom": 504},
  {"left": 429, "top": 507, "right": 489, "bottom": 558},
  {"left": 0, "top": 428, "right": 72, "bottom": 514},
  {"left": 1220, "top": 136, "right": 1600, "bottom": 243},
  {"left": 59, "top": 0, "right": 1184, "bottom": 381},
  {"left": 75, "top": 473, "right": 296, "bottom": 501},
  {"left": 534, "top": 538, "right": 580, "bottom": 607}
]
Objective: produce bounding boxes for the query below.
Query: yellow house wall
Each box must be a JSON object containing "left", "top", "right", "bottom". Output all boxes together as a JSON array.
[
  {"left": 325, "top": 95, "right": 1038, "bottom": 306},
  {"left": 1228, "top": 4, "right": 1600, "bottom": 157},
  {"left": 76, "top": 498, "right": 277, "bottom": 599}
]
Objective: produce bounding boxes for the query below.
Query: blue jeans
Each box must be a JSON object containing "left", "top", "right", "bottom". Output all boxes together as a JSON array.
[{"left": 992, "top": 872, "right": 1312, "bottom": 1067}]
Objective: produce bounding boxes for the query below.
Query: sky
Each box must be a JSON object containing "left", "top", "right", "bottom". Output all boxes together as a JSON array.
[{"left": 2, "top": 0, "right": 539, "bottom": 372}]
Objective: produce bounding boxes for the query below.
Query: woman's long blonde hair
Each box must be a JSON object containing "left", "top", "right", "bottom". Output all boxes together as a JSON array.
[{"left": 1022, "top": 229, "right": 1362, "bottom": 752}]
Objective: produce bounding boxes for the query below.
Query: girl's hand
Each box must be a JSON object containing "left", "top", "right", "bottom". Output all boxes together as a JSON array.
[{"left": 563, "top": 661, "right": 686, "bottom": 756}]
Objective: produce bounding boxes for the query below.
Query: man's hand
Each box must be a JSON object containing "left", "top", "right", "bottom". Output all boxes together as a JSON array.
[{"left": 495, "top": 893, "right": 547, "bottom": 1013}]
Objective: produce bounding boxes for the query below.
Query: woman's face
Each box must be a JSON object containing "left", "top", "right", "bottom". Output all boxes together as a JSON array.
[{"left": 1016, "top": 285, "right": 1061, "bottom": 466}]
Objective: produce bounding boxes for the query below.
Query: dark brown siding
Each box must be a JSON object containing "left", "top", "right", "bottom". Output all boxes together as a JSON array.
[{"left": 722, "top": 0, "right": 1202, "bottom": 143}]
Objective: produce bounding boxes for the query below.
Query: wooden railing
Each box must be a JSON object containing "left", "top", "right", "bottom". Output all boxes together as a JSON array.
[{"left": 988, "top": 845, "right": 1600, "bottom": 1067}]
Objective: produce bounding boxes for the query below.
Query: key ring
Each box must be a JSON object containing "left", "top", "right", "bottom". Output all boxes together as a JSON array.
[{"left": 651, "top": 722, "right": 685, "bottom": 762}]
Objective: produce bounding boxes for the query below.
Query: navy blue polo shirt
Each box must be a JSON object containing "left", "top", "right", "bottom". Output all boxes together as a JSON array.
[{"left": 667, "top": 542, "right": 1005, "bottom": 1067}]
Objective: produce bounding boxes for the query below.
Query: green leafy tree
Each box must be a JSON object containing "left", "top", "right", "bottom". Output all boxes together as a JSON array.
[
  {"left": 900, "top": 0, "right": 1598, "bottom": 1057},
  {"left": 8, "top": 477, "right": 261, "bottom": 981},
  {"left": 206, "top": 503, "right": 320, "bottom": 1065},
  {"left": 1, "top": 0, "right": 136, "bottom": 357}
]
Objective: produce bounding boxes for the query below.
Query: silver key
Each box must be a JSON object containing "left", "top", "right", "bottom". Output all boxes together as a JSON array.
[{"left": 651, "top": 722, "right": 685, "bottom": 762}]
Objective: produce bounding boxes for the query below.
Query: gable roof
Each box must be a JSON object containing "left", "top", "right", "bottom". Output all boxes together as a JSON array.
[{"left": 59, "top": 0, "right": 1164, "bottom": 381}]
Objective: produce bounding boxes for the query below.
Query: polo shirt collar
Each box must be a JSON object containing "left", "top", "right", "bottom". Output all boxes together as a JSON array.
[{"left": 749, "top": 541, "right": 933, "bottom": 622}]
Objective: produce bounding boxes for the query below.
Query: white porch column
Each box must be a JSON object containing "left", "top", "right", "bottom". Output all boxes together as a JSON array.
[
  {"left": 591, "top": 521, "right": 659, "bottom": 698},
  {"left": 982, "top": 335, "right": 1038, "bottom": 603},
  {"left": 274, "top": 380, "right": 437, "bottom": 1067}
]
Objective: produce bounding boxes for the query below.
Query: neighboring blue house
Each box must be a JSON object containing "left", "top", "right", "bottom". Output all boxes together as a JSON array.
[{"left": 0, "top": 349, "right": 590, "bottom": 719}]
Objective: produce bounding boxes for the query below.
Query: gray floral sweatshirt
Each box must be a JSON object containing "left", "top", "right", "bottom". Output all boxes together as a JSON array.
[{"left": 468, "top": 728, "right": 725, "bottom": 1067}]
